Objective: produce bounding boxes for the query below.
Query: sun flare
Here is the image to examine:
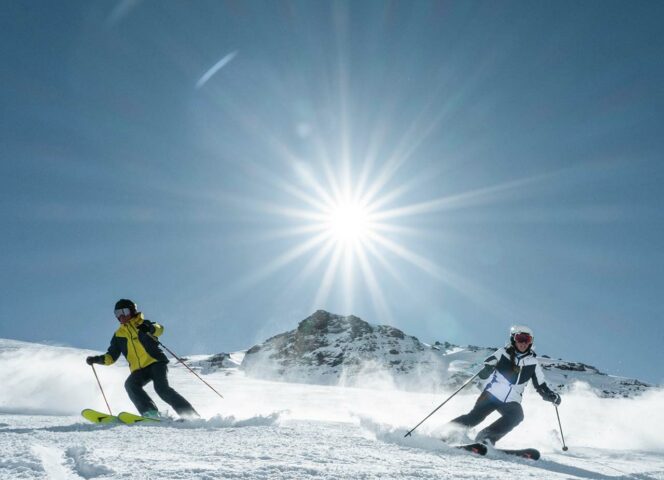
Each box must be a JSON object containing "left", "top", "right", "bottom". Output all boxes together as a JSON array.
[{"left": 324, "top": 201, "right": 372, "bottom": 244}]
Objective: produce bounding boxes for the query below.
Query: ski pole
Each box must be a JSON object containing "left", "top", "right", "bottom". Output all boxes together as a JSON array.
[
  {"left": 555, "top": 405, "right": 569, "bottom": 451},
  {"left": 90, "top": 364, "right": 113, "bottom": 415},
  {"left": 150, "top": 335, "right": 224, "bottom": 400},
  {"left": 404, "top": 370, "right": 482, "bottom": 437}
]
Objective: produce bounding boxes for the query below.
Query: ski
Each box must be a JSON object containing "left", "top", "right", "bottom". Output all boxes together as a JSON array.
[
  {"left": 444, "top": 440, "right": 539, "bottom": 460},
  {"left": 454, "top": 443, "right": 488, "bottom": 456},
  {"left": 496, "top": 448, "right": 540, "bottom": 460},
  {"left": 117, "top": 411, "right": 162, "bottom": 425},
  {"left": 81, "top": 408, "right": 118, "bottom": 424},
  {"left": 81, "top": 409, "right": 163, "bottom": 426}
]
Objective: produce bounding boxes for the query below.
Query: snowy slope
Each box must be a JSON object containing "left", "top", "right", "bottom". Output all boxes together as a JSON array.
[
  {"left": 239, "top": 311, "right": 653, "bottom": 398},
  {"left": 1, "top": 338, "right": 663, "bottom": 479}
]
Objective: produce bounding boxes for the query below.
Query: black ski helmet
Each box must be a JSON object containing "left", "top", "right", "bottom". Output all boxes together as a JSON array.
[{"left": 114, "top": 299, "right": 137, "bottom": 315}]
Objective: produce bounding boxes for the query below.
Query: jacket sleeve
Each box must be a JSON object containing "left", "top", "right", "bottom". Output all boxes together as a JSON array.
[
  {"left": 478, "top": 348, "right": 503, "bottom": 379},
  {"left": 140, "top": 319, "right": 164, "bottom": 337},
  {"left": 103, "top": 335, "right": 121, "bottom": 365},
  {"left": 531, "top": 361, "right": 557, "bottom": 399},
  {"left": 152, "top": 322, "right": 164, "bottom": 337}
]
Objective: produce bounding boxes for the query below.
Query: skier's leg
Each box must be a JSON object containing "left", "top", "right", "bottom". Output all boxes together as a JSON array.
[
  {"left": 124, "top": 369, "right": 158, "bottom": 415},
  {"left": 475, "top": 401, "right": 524, "bottom": 445},
  {"left": 149, "top": 362, "right": 199, "bottom": 417},
  {"left": 449, "top": 391, "right": 498, "bottom": 428}
]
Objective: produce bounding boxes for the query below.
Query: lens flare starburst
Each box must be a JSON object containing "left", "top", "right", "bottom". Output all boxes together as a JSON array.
[
  {"left": 189, "top": 3, "right": 554, "bottom": 323},
  {"left": 222, "top": 160, "right": 452, "bottom": 323},
  {"left": 324, "top": 199, "right": 373, "bottom": 245},
  {"left": 219, "top": 154, "right": 549, "bottom": 324}
]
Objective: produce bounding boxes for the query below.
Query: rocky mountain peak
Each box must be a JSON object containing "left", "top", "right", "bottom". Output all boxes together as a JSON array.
[
  {"left": 297, "top": 310, "right": 402, "bottom": 340},
  {"left": 240, "top": 310, "right": 437, "bottom": 389}
]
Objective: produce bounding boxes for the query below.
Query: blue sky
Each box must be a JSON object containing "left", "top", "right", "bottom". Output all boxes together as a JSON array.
[{"left": 1, "top": 1, "right": 663, "bottom": 383}]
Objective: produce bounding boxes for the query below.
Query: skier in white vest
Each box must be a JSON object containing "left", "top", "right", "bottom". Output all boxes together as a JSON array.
[{"left": 450, "top": 325, "right": 561, "bottom": 445}]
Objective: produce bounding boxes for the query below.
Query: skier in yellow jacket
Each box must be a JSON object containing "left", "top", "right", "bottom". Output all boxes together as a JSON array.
[{"left": 86, "top": 299, "right": 199, "bottom": 419}]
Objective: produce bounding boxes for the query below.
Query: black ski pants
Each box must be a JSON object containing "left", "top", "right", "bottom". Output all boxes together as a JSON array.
[
  {"left": 450, "top": 391, "right": 524, "bottom": 445},
  {"left": 124, "top": 362, "right": 198, "bottom": 417}
]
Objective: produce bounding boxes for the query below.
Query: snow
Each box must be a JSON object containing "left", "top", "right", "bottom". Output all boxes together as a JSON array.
[{"left": 1, "top": 338, "right": 663, "bottom": 479}]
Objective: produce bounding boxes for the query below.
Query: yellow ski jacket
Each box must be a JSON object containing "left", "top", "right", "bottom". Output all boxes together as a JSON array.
[{"left": 102, "top": 313, "right": 168, "bottom": 372}]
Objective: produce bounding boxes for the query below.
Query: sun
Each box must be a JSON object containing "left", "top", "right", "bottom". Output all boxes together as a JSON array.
[{"left": 324, "top": 200, "right": 373, "bottom": 244}]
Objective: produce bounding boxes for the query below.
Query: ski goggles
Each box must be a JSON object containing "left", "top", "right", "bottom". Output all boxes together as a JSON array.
[
  {"left": 514, "top": 333, "right": 533, "bottom": 343},
  {"left": 114, "top": 308, "right": 132, "bottom": 319}
]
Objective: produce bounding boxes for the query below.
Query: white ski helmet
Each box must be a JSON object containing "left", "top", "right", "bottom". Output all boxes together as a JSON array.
[
  {"left": 510, "top": 325, "right": 534, "bottom": 348},
  {"left": 510, "top": 325, "right": 534, "bottom": 338}
]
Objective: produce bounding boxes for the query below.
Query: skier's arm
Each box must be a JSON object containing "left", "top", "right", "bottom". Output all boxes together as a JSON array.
[
  {"left": 102, "top": 336, "right": 122, "bottom": 365},
  {"left": 478, "top": 348, "right": 502, "bottom": 379},
  {"left": 86, "top": 336, "right": 121, "bottom": 365},
  {"left": 152, "top": 322, "right": 164, "bottom": 337},
  {"left": 137, "top": 319, "right": 164, "bottom": 337},
  {"left": 532, "top": 362, "right": 561, "bottom": 405}
]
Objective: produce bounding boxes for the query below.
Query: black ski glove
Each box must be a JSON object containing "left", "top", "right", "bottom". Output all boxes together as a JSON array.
[
  {"left": 478, "top": 364, "right": 495, "bottom": 380},
  {"left": 137, "top": 322, "right": 155, "bottom": 335},
  {"left": 86, "top": 355, "right": 104, "bottom": 365},
  {"left": 546, "top": 391, "right": 562, "bottom": 406}
]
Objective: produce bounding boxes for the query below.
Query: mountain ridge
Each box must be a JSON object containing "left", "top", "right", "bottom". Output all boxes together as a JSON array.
[{"left": 238, "top": 310, "right": 653, "bottom": 398}]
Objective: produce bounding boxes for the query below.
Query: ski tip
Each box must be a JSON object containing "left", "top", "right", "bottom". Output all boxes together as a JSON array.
[
  {"left": 454, "top": 443, "right": 488, "bottom": 456},
  {"left": 496, "top": 448, "right": 541, "bottom": 460},
  {"left": 522, "top": 449, "right": 540, "bottom": 460},
  {"left": 81, "top": 409, "right": 118, "bottom": 424}
]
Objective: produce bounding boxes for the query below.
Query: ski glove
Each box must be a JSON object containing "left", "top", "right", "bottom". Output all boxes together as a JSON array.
[
  {"left": 478, "top": 365, "right": 495, "bottom": 380},
  {"left": 86, "top": 355, "right": 104, "bottom": 365},
  {"left": 546, "top": 391, "right": 562, "bottom": 406},
  {"left": 137, "top": 322, "right": 155, "bottom": 335}
]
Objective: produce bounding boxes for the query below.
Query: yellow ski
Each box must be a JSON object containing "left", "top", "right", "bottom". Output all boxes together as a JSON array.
[
  {"left": 117, "top": 411, "right": 161, "bottom": 425},
  {"left": 81, "top": 408, "right": 118, "bottom": 424}
]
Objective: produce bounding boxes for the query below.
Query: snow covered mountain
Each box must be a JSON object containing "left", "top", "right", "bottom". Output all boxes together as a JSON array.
[
  {"left": 241, "top": 310, "right": 448, "bottom": 391},
  {"left": 189, "top": 351, "right": 244, "bottom": 374},
  {"left": 239, "top": 310, "right": 653, "bottom": 398}
]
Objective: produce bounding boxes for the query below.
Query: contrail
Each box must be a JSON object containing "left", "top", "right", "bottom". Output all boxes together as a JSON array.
[
  {"left": 196, "top": 51, "right": 238, "bottom": 89},
  {"left": 107, "top": 0, "right": 142, "bottom": 26}
]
